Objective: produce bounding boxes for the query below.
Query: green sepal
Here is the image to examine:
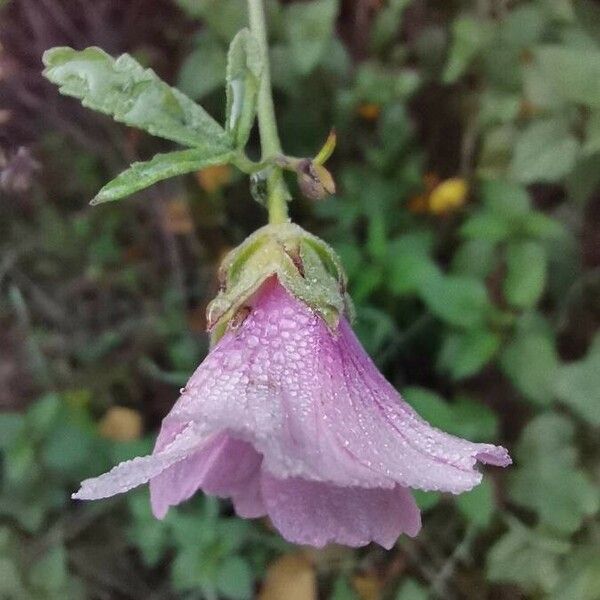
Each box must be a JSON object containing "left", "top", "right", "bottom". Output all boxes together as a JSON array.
[{"left": 207, "top": 223, "right": 351, "bottom": 343}]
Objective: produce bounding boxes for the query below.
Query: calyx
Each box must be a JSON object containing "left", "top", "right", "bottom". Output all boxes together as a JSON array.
[{"left": 207, "top": 223, "right": 353, "bottom": 341}]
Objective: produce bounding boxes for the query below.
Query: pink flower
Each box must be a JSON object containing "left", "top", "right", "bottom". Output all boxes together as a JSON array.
[{"left": 74, "top": 277, "right": 510, "bottom": 549}]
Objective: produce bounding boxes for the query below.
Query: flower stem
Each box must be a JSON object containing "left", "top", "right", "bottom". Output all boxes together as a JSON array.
[{"left": 247, "top": 0, "right": 289, "bottom": 224}]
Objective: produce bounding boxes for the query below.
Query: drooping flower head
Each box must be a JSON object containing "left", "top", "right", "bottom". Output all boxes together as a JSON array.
[{"left": 74, "top": 224, "right": 510, "bottom": 549}]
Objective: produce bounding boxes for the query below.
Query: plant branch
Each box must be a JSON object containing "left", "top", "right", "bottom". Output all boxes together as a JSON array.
[{"left": 247, "top": 0, "right": 290, "bottom": 224}]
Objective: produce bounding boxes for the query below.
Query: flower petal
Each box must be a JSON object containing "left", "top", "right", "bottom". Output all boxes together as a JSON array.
[
  {"left": 161, "top": 279, "right": 395, "bottom": 487},
  {"left": 150, "top": 431, "right": 264, "bottom": 519},
  {"left": 322, "top": 318, "right": 511, "bottom": 493},
  {"left": 157, "top": 279, "right": 509, "bottom": 495},
  {"left": 72, "top": 423, "right": 207, "bottom": 501},
  {"left": 261, "top": 474, "right": 421, "bottom": 549}
]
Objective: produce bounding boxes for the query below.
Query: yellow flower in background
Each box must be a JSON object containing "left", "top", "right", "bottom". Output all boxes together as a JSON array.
[
  {"left": 428, "top": 177, "right": 469, "bottom": 215},
  {"left": 195, "top": 164, "right": 232, "bottom": 194},
  {"left": 99, "top": 407, "right": 143, "bottom": 442},
  {"left": 357, "top": 103, "right": 381, "bottom": 121}
]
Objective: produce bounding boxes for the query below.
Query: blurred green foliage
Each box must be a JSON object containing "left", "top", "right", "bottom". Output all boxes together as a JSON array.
[{"left": 1, "top": 0, "right": 600, "bottom": 598}]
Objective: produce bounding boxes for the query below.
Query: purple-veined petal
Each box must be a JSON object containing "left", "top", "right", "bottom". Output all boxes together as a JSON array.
[
  {"left": 160, "top": 278, "right": 509, "bottom": 493},
  {"left": 72, "top": 423, "right": 207, "bottom": 500},
  {"left": 261, "top": 474, "right": 421, "bottom": 549},
  {"left": 150, "top": 431, "right": 264, "bottom": 519}
]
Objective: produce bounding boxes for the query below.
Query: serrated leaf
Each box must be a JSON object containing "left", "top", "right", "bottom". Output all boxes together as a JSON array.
[
  {"left": 225, "top": 29, "right": 263, "bottom": 148},
  {"left": 43, "top": 46, "right": 231, "bottom": 152},
  {"left": 508, "top": 413, "right": 599, "bottom": 533},
  {"left": 285, "top": 0, "right": 339, "bottom": 75},
  {"left": 509, "top": 120, "right": 579, "bottom": 184},
  {"left": 504, "top": 240, "right": 547, "bottom": 308},
  {"left": 92, "top": 148, "right": 235, "bottom": 204}
]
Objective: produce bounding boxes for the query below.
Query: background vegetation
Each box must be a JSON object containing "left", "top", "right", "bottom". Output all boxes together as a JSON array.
[{"left": 1, "top": 0, "right": 599, "bottom": 598}]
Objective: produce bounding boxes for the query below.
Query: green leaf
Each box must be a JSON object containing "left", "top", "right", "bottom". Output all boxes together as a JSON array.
[
  {"left": 455, "top": 478, "right": 494, "bottom": 528},
  {"left": 215, "top": 556, "right": 253, "bottom": 600},
  {"left": 29, "top": 546, "right": 68, "bottom": 593},
  {"left": 175, "top": 0, "right": 249, "bottom": 42},
  {"left": 92, "top": 148, "right": 235, "bottom": 204},
  {"left": 438, "top": 328, "right": 501, "bottom": 380},
  {"left": 556, "top": 334, "right": 600, "bottom": 425},
  {"left": 387, "top": 234, "right": 438, "bottom": 295},
  {"left": 0, "top": 557, "right": 26, "bottom": 598},
  {"left": 504, "top": 240, "right": 547, "bottom": 308},
  {"left": 534, "top": 45, "right": 600, "bottom": 107},
  {"left": 403, "top": 387, "right": 498, "bottom": 442},
  {"left": 413, "top": 490, "right": 441, "bottom": 512},
  {"left": 487, "top": 517, "right": 571, "bottom": 593},
  {"left": 522, "top": 212, "right": 565, "bottom": 239},
  {"left": 460, "top": 212, "right": 512, "bottom": 242},
  {"left": 177, "top": 31, "right": 228, "bottom": 100},
  {"left": 331, "top": 576, "right": 360, "bottom": 600},
  {"left": 225, "top": 29, "right": 263, "bottom": 148},
  {"left": 566, "top": 152, "right": 600, "bottom": 205},
  {"left": 452, "top": 239, "right": 497, "bottom": 279},
  {"left": 550, "top": 547, "right": 600, "bottom": 600},
  {"left": 508, "top": 413, "right": 599, "bottom": 533},
  {"left": 355, "top": 306, "right": 397, "bottom": 358},
  {"left": 583, "top": 110, "right": 600, "bottom": 156},
  {"left": 0, "top": 413, "right": 25, "bottom": 450},
  {"left": 42, "top": 47, "right": 231, "bottom": 152},
  {"left": 479, "top": 179, "right": 531, "bottom": 217},
  {"left": 285, "top": 0, "right": 339, "bottom": 75},
  {"left": 127, "top": 492, "right": 171, "bottom": 567},
  {"left": 420, "top": 273, "right": 491, "bottom": 329},
  {"left": 443, "top": 16, "right": 491, "bottom": 84},
  {"left": 509, "top": 119, "right": 579, "bottom": 184},
  {"left": 574, "top": 0, "right": 600, "bottom": 46},
  {"left": 500, "top": 331, "right": 559, "bottom": 404},
  {"left": 370, "top": 0, "right": 411, "bottom": 53},
  {"left": 43, "top": 421, "right": 94, "bottom": 471},
  {"left": 26, "top": 393, "right": 61, "bottom": 437},
  {"left": 395, "top": 578, "right": 429, "bottom": 600}
]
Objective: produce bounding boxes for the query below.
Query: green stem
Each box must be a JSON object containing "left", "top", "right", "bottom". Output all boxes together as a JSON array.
[{"left": 247, "top": 0, "right": 289, "bottom": 224}]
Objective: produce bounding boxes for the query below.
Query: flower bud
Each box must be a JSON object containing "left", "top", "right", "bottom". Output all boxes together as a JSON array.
[
  {"left": 297, "top": 159, "right": 336, "bottom": 201},
  {"left": 206, "top": 223, "right": 352, "bottom": 340}
]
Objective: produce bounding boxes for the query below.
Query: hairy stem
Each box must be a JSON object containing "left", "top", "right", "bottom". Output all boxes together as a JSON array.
[{"left": 247, "top": 0, "right": 289, "bottom": 224}]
